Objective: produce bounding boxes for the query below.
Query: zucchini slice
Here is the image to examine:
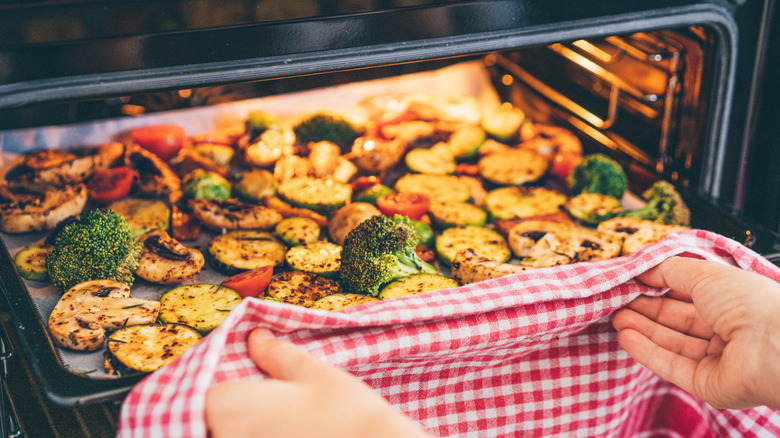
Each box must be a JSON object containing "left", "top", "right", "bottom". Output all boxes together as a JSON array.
[
  {"left": 277, "top": 177, "right": 352, "bottom": 214},
  {"left": 266, "top": 271, "right": 341, "bottom": 307},
  {"left": 477, "top": 149, "right": 548, "bottom": 186},
  {"left": 310, "top": 293, "right": 380, "bottom": 311},
  {"left": 208, "top": 230, "right": 286, "bottom": 274},
  {"left": 404, "top": 148, "right": 456, "bottom": 175},
  {"left": 158, "top": 283, "right": 242, "bottom": 334},
  {"left": 14, "top": 243, "right": 51, "bottom": 281},
  {"left": 285, "top": 242, "right": 341, "bottom": 278},
  {"left": 109, "top": 198, "right": 170, "bottom": 237},
  {"left": 104, "top": 323, "right": 202, "bottom": 376},
  {"left": 394, "top": 174, "right": 471, "bottom": 203},
  {"left": 447, "top": 126, "right": 486, "bottom": 160},
  {"left": 484, "top": 186, "right": 567, "bottom": 221},
  {"left": 428, "top": 201, "right": 487, "bottom": 229},
  {"left": 274, "top": 217, "right": 321, "bottom": 247},
  {"left": 378, "top": 274, "right": 458, "bottom": 300},
  {"left": 233, "top": 168, "right": 277, "bottom": 203},
  {"left": 435, "top": 225, "right": 511, "bottom": 266},
  {"left": 481, "top": 105, "right": 526, "bottom": 142},
  {"left": 565, "top": 193, "right": 623, "bottom": 225}
]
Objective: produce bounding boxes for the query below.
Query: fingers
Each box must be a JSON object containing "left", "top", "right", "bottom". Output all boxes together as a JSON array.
[
  {"left": 616, "top": 328, "right": 698, "bottom": 396},
  {"left": 625, "top": 296, "right": 714, "bottom": 339},
  {"left": 247, "top": 328, "right": 330, "bottom": 383},
  {"left": 612, "top": 307, "right": 712, "bottom": 361}
]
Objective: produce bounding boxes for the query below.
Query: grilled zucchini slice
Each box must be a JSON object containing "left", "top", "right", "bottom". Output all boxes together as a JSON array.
[
  {"left": 158, "top": 283, "right": 242, "bottom": 334},
  {"left": 478, "top": 149, "right": 548, "bottom": 186},
  {"left": 310, "top": 293, "right": 380, "bottom": 311},
  {"left": 435, "top": 225, "right": 511, "bottom": 266},
  {"left": 266, "top": 271, "right": 341, "bottom": 307},
  {"left": 394, "top": 174, "right": 471, "bottom": 203},
  {"left": 378, "top": 274, "right": 458, "bottom": 300},
  {"left": 109, "top": 198, "right": 170, "bottom": 237},
  {"left": 484, "top": 186, "right": 567, "bottom": 221},
  {"left": 285, "top": 242, "right": 341, "bottom": 278},
  {"left": 233, "top": 168, "right": 277, "bottom": 203},
  {"left": 14, "top": 243, "right": 51, "bottom": 281},
  {"left": 104, "top": 323, "right": 202, "bottom": 376},
  {"left": 481, "top": 105, "right": 525, "bottom": 142},
  {"left": 277, "top": 177, "right": 352, "bottom": 214},
  {"left": 565, "top": 193, "right": 622, "bottom": 225},
  {"left": 428, "top": 201, "right": 487, "bottom": 229},
  {"left": 447, "top": 126, "right": 486, "bottom": 160},
  {"left": 208, "top": 230, "right": 286, "bottom": 274},
  {"left": 274, "top": 217, "right": 321, "bottom": 247},
  {"left": 404, "top": 148, "right": 456, "bottom": 175}
]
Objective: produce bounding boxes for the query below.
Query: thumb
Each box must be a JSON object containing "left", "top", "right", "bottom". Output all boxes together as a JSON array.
[{"left": 246, "top": 328, "right": 329, "bottom": 382}]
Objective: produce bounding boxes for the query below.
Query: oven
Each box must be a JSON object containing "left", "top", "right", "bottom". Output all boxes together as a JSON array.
[{"left": 0, "top": 0, "right": 778, "bottom": 436}]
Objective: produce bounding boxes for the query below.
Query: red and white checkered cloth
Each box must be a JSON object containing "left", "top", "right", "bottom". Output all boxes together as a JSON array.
[{"left": 117, "top": 230, "right": 780, "bottom": 437}]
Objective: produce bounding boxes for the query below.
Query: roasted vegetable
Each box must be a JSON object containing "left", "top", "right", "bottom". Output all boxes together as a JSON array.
[
  {"left": 621, "top": 180, "right": 691, "bottom": 226},
  {"left": 105, "top": 323, "right": 202, "bottom": 375},
  {"left": 46, "top": 208, "right": 142, "bottom": 292},
  {"left": 234, "top": 169, "right": 277, "bottom": 203},
  {"left": 567, "top": 153, "right": 628, "bottom": 199},
  {"left": 339, "top": 214, "right": 436, "bottom": 297},
  {"left": 293, "top": 113, "right": 363, "bottom": 150},
  {"left": 182, "top": 169, "right": 232, "bottom": 200},
  {"left": 48, "top": 279, "right": 159, "bottom": 351},
  {"left": 245, "top": 110, "right": 282, "bottom": 141},
  {"left": 565, "top": 193, "right": 623, "bottom": 225}
]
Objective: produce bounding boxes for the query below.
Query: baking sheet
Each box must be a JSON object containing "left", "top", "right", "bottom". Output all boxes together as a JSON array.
[{"left": 0, "top": 61, "right": 506, "bottom": 378}]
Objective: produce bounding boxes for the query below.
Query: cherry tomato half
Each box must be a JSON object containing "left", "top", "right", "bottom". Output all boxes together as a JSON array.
[
  {"left": 351, "top": 176, "right": 381, "bottom": 193},
  {"left": 87, "top": 166, "right": 134, "bottom": 204},
  {"left": 222, "top": 266, "right": 274, "bottom": 299},
  {"left": 130, "top": 124, "right": 186, "bottom": 161},
  {"left": 376, "top": 192, "right": 430, "bottom": 220},
  {"left": 550, "top": 152, "right": 583, "bottom": 182}
]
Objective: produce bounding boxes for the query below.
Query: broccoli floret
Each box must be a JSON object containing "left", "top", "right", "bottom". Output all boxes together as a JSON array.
[
  {"left": 293, "top": 113, "right": 363, "bottom": 151},
  {"left": 46, "top": 208, "right": 142, "bottom": 292},
  {"left": 622, "top": 180, "right": 691, "bottom": 225},
  {"left": 340, "top": 215, "right": 437, "bottom": 296},
  {"left": 245, "top": 110, "right": 281, "bottom": 142},
  {"left": 568, "top": 153, "right": 628, "bottom": 199}
]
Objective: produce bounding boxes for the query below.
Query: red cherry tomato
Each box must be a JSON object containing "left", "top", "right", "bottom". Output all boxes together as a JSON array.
[
  {"left": 87, "top": 166, "right": 134, "bottom": 204},
  {"left": 222, "top": 266, "right": 274, "bottom": 299},
  {"left": 376, "top": 192, "right": 430, "bottom": 220},
  {"left": 130, "top": 124, "right": 185, "bottom": 161},
  {"left": 550, "top": 152, "right": 583, "bottom": 182},
  {"left": 351, "top": 176, "right": 380, "bottom": 193}
]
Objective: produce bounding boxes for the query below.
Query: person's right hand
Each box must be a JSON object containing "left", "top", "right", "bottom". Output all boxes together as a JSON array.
[
  {"left": 612, "top": 256, "right": 780, "bottom": 410},
  {"left": 205, "top": 328, "right": 430, "bottom": 438}
]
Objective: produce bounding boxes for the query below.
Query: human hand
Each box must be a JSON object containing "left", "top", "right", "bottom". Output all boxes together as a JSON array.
[
  {"left": 205, "top": 328, "right": 430, "bottom": 438},
  {"left": 612, "top": 256, "right": 780, "bottom": 410}
]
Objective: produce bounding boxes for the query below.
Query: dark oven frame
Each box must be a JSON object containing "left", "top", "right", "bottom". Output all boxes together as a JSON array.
[{"left": 0, "top": 0, "right": 778, "bottom": 435}]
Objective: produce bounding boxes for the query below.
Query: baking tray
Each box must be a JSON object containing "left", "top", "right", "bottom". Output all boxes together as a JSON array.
[
  {"left": 0, "top": 61, "right": 506, "bottom": 405},
  {"left": 0, "top": 60, "right": 764, "bottom": 406}
]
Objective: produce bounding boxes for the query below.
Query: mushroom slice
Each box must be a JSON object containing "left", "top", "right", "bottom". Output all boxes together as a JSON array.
[
  {"left": 598, "top": 217, "right": 688, "bottom": 255},
  {"left": 350, "top": 136, "right": 407, "bottom": 174},
  {"left": 507, "top": 220, "right": 575, "bottom": 258},
  {"left": 125, "top": 145, "right": 181, "bottom": 197},
  {"left": 0, "top": 183, "right": 87, "bottom": 233},
  {"left": 508, "top": 220, "right": 622, "bottom": 268},
  {"left": 188, "top": 198, "right": 283, "bottom": 231},
  {"left": 47, "top": 279, "right": 160, "bottom": 351},
  {"left": 7, "top": 142, "right": 124, "bottom": 186},
  {"left": 451, "top": 249, "right": 529, "bottom": 285},
  {"left": 135, "top": 229, "right": 205, "bottom": 284}
]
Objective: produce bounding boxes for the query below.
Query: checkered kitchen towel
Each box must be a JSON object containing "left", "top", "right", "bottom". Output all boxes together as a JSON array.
[{"left": 117, "top": 230, "right": 780, "bottom": 437}]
